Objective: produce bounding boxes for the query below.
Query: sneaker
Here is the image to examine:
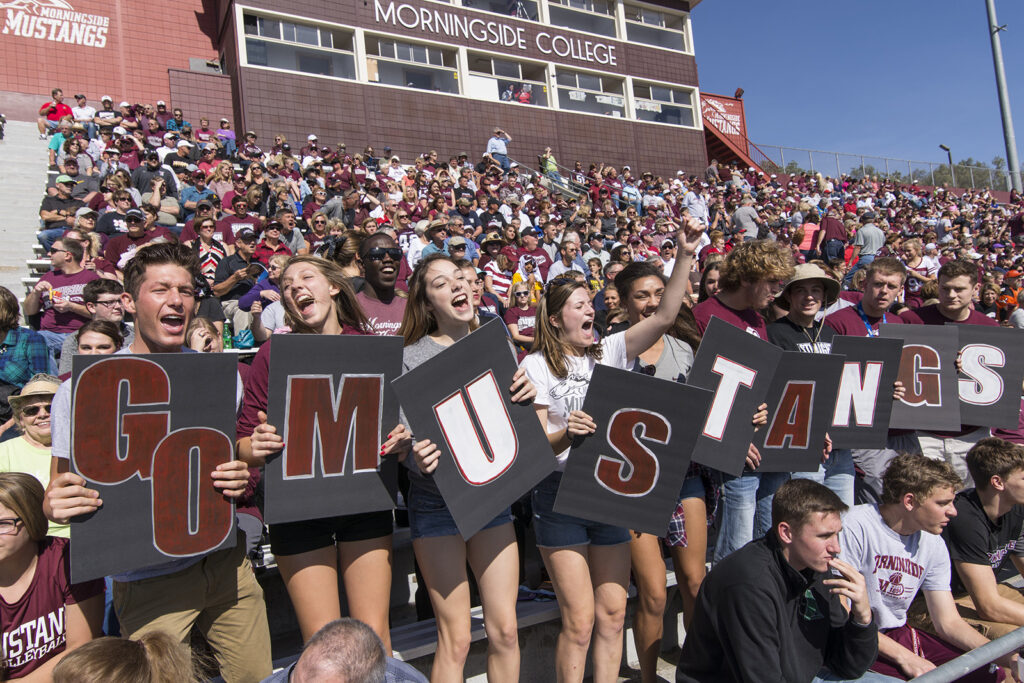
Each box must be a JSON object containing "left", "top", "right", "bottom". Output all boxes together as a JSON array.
[{"left": 39, "top": 133, "right": 47, "bottom": 140}]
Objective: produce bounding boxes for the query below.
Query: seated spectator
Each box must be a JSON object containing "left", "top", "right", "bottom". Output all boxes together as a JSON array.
[
  {"left": 52, "top": 631, "right": 201, "bottom": 683},
  {"left": 213, "top": 227, "right": 259, "bottom": 332},
  {"left": 840, "top": 454, "right": 1016, "bottom": 680},
  {"left": 22, "top": 238, "right": 99, "bottom": 364},
  {"left": 0, "top": 373, "right": 69, "bottom": 537},
  {"left": 58, "top": 280, "right": 133, "bottom": 374},
  {"left": 181, "top": 169, "right": 215, "bottom": 223},
  {"left": 37, "top": 88, "right": 73, "bottom": 139},
  {"left": 0, "top": 472, "right": 104, "bottom": 679},
  {"left": 103, "top": 208, "right": 176, "bottom": 271},
  {"left": 38, "top": 174, "right": 84, "bottom": 251},
  {"left": 141, "top": 175, "right": 181, "bottom": 230},
  {"left": 261, "top": 618, "right": 427, "bottom": 683},
  {"left": 221, "top": 195, "right": 264, "bottom": 239},
  {"left": 47, "top": 119, "right": 74, "bottom": 167},
  {"left": 130, "top": 150, "right": 176, "bottom": 198},
  {"left": 240, "top": 253, "right": 286, "bottom": 314},
  {"left": 676, "top": 479, "right": 877, "bottom": 683},
  {"left": 180, "top": 199, "right": 233, "bottom": 247},
  {"left": 63, "top": 229, "right": 118, "bottom": 281},
  {"left": 94, "top": 188, "right": 133, "bottom": 237},
  {"left": 252, "top": 220, "right": 293, "bottom": 266},
  {"left": 0, "top": 286, "right": 51, "bottom": 411}
]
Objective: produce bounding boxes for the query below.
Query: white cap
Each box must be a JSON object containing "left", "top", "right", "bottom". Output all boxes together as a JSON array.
[
  {"left": 676, "top": 170, "right": 684, "bottom": 175},
  {"left": 307, "top": 134, "right": 317, "bottom": 141},
  {"left": 119, "top": 101, "right": 130, "bottom": 108},
  {"left": 177, "top": 140, "right": 193, "bottom": 148},
  {"left": 219, "top": 117, "right": 228, "bottom": 123},
  {"left": 157, "top": 100, "right": 166, "bottom": 106},
  {"left": 163, "top": 132, "right": 175, "bottom": 140},
  {"left": 112, "top": 126, "right": 127, "bottom": 135},
  {"left": 101, "top": 95, "right": 112, "bottom": 102}
]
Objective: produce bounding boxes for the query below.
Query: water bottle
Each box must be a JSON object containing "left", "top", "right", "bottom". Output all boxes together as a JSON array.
[{"left": 222, "top": 321, "right": 233, "bottom": 349}]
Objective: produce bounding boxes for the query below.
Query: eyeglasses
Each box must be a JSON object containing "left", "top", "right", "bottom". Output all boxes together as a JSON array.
[
  {"left": 94, "top": 299, "right": 123, "bottom": 308},
  {"left": 0, "top": 518, "right": 22, "bottom": 535},
  {"left": 21, "top": 403, "right": 51, "bottom": 417},
  {"left": 365, "top": 247, "right": 402, "bottom": 261}
]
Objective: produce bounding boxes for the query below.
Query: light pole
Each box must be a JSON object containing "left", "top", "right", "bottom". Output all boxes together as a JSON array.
[
  {"left": 985, "top": 0, "right": 1023, "bottom": 192},
  {"left": 939, "top": 144, "right": 955, "bottom": 188}
]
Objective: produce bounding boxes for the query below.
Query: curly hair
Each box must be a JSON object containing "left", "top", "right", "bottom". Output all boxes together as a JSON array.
[
  {"left": 880, "top": 453, "right": 961, "bottom": 505},
  {"left": 717, "top": 239, "right": 794, "bottom": 293}
]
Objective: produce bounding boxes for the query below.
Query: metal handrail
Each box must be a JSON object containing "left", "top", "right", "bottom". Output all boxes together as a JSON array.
[{"left": 911, "top": 626, "right": 1024, "bottom": 682}]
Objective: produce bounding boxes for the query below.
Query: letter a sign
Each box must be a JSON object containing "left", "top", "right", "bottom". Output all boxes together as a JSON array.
[
  {"left": 392, "top": 320, "right": 556, "bottom": 539},
  {"left": 70, "top": 353, "right": 239, "bottom": 583},
  {"left": 266, "top": 335, "right": 403, "bottom": 524},
  {"left": 555, "top": 365, "right": 712, "bottom": 536}
]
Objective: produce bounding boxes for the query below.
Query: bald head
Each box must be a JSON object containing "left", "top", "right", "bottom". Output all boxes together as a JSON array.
[{"left": 292, "top": 619, "right": 386, "bottom": 683}]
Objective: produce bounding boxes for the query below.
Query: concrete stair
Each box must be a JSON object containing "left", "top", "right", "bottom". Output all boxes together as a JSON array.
[{"left": 0, "top": 120, "right": 50, "bottom": 297}]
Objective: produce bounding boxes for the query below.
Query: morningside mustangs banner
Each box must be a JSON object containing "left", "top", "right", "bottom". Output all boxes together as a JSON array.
[{"left": 69, "top": 318, "right": 1024, "bottom": 577}]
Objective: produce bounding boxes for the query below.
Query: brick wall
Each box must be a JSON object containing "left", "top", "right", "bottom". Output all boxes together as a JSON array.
[{"left": 168, "top": 70, "right": 235, "bottom": 127}]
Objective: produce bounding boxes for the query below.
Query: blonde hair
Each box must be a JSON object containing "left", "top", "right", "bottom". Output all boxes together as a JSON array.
[
  {"left": 0, "top": 472, "right": 47, "bottom": 542},
  {"left": 52, "top": 632, "right": 202, "bottom": 683},
  {"left": 532, "top": 278, "right": 602, "bottom": 378}
]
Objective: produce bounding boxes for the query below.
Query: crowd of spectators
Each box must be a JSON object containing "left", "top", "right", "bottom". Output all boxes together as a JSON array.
[{"left": 5, "top": 85, "right": 1024, "bottom": 682}]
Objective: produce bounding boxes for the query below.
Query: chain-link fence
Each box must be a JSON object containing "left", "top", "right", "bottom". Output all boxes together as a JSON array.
[{"left": 748, "top": 144, "right": 1014, "bottom": 192}]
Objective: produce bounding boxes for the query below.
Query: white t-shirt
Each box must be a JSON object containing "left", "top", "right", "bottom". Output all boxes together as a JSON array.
[
  {"left": 839, "top": 504, "right": 952, "bottom": 630},
  {"left": 521, "top": 330, "right": 629, "bottom": 469}
]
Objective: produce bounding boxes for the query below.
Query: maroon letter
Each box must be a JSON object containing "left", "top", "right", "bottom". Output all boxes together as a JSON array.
[{"left": 595, "top": 409, "right": 669, "bottom": 497}]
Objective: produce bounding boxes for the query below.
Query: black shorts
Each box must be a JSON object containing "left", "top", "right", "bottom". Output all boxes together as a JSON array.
[{"left": 268, "top": 510, "right": 394, "bottom": 556}]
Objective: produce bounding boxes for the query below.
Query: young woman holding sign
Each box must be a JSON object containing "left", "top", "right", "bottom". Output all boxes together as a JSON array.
[
  {"left": 520, "top": 216, "right": 704, "bottom": 683},
  {"left": 237, "top": 256, "right": 408, "bottom": 649},
  {"left": 401, "top": 253, "right": 536, "bottom": 683}
]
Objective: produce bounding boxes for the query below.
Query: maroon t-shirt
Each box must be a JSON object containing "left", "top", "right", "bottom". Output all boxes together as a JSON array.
[
  {"left": 503, "top": 306, "right": 537, "bottom": 338},
  {"left": 39, "top": 269, "right": 100, "bottom": 333},
  {"left": 692, "top": 296, "right": 767, "bottom": 340},
  {"left": 824, "top": 305, "right": 904, "bottom": 337},
  {"left": 899, "top": 304, "right": 998, "bottom": 327},
  {"left": 517, "top": 247, "right": 554, "bottom": 281},
  {"left": 356, "top": 291, "right": 406, "bottom": 336},
  {"left": 221, "top": 214, "right": 263, "bottom": 238},
  {"left": 1, "top": 537, "right": 104, "bottom": 679},
  {"left": 103, "top": 227, "right": 176, "bottom": 265}
]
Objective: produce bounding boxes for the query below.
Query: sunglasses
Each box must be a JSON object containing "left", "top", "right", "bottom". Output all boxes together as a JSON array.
[
  {"left": 21, "top": 403, "right": 52, "bottom": 417},
  {"left": 365, "top": 247, "right": 402, "bottom": 261},
  {"left": 313, "top": 219, "right": 327, "bottom": 225},
  {"left": 126, "top": 217, "right": 143, "bottom": 223},
  {"left": 514, "top": 291, "right": 530, "bottom": 297}
]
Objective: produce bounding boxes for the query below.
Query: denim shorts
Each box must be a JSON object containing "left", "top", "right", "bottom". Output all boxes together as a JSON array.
[
  {"left": 407, "top": 484, "right": 512, "bottom": 540},
  {"left": 531, "top": 472, "right": 631, "bottom": 548}
]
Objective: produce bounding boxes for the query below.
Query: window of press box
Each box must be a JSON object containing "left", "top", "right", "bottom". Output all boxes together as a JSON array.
[
  {"left": 462, "top": 0, "right": 538, "bottom": 21},
  {"left": 243, "top": 16, "right": 356, "bottom": 79},
  {"left": 365, "top": 37, "right": 459, "bottom": 94},
  {"left": 243, "top": 14, "right": 352, "bottom": 50},
  {"left": 632, "top": 83, "right": 695, "bottom": 126},
  {"left": 547, "top": 0, "right": 616, "bottom": 38},
  {"left": 622, "top": 4, "right": 687, "bottom": 51},
  {"left": 555, "top": 69, "right": 624, "bottom": 117},
  {"left": 466, "top": 55, "right": 548, "bottom": 106}
]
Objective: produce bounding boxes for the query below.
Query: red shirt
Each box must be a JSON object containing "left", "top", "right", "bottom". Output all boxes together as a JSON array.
[
  {"left": 39, "top": 269, "right": 100, "bottom": 333},
  {"left": 103, "top": 228, "right": 177, "bottom": 266},
  {"left": 1, "top": 537, "right": 104, "bottom": 679},
  {"left": 824, "top": 304, "right": 904, "bottom": 337},
  {"left": 252, "top": 240, "right": 292, "bottom": 266},
  {"left": 899, "top": 304, "right": 998, "bottom": 327},
  {"left": 356, "top": 291, "right": 406, "bottom": 336},
  {"left": 41, "top": 101, "right": 72, "bottom": 123},
  {"left": 692, "top": 296, "right": 767, "bottom": 340}
]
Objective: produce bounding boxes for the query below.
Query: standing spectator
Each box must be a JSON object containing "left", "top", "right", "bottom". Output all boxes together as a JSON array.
[
  {"left": 355, "top": 235, "right": 406, "bottom": 336},
  {"left": 815, "top": 205, "right": 848, "bottom": 262},
  {"left": 22, "top": 238, "right": 99, "bottom": 364},
  {"left": 844, "top": 212, "right": 885, "bottom": 285},
  {"left": 729, "top": 196, "right": 762, "bottom": 242},
  {"left": 485, "top": 127, "right": 512, "bottom": 174},
  {"left": 0, "top": 286, "right": 51, "bottom": 438},
  {"left": 37, "top": 87, "right": 72, "bottom": 139}
]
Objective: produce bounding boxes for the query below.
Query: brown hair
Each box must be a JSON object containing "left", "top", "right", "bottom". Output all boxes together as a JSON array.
[
  {"left": 52, "top": 631, "right": 202, "bottom": 683},
  {"left": 614, "top": 262, "right": 701, "bottom": 351},
  {"left": 0, "top": 286, "right": 18, "bottom": 336},
  {"left": 772, "top": 478, "right": 847, "bottom": 533},
  {"left": 864, "top": 257, "right": 907, "bottom": 283},
  {"left": 280, "top": 256, "right": 369, "bottom": 334},
  {"left": 400, "top": 254, "right": 477, "bottom": 346},
  {"left": 0, "top": 472, "right": 48, "bottom": 542},
  {"left": 77, "top": 320, "right": 124, "bottom": 350},
  {"left": 123, "top": 242, "right": 200, "bottom": 299},
  {"left": 880, "top": 453, "right": 961, "bottom": 505},
  {"left": 717, "top": 239, "right": 794, "bottom": 292},
  {"left": 532, "top": 277, "right": 603, "bottom": 378},
  {"left": 967, "top": 437, "right": 1024, "bottom": 491},
  {"left": 938, "top": 259, "right": 979, "bottom": 285}
]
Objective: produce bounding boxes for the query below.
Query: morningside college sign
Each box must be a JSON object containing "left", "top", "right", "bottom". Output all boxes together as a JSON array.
[
  {"left": 374, "top": 0, "right": 618, "bottom": 66},
  {"left": 2, "top": 0, "right": 111, "bottom": 48}
]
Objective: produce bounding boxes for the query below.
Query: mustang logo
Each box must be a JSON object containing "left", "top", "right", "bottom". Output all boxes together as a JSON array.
[{"left": 0, "top": 0, "right": 74, "bottom": 12}]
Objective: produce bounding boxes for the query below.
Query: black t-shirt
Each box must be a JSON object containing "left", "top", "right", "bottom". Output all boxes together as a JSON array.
[
  {"left": 213, "top": 253, "right": 256, "bottom": 301},
  {"left": 39, "top": 196, "right": 84, "bottom": 230},
  {"left": 943, "top": 488, "right": 1024, "bottom": 593},
  {"left": 766, "top": 316, "right": 836, "bottom": 354}
]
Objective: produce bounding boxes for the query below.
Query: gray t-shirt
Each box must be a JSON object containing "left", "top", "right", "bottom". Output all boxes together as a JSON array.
[
  {"left": 839, "top": 503, "right": 951, "bottom": 630},
  {"left": 731, "top": 205, "right": 760, "bottom": 240},
  {"left": 852, "top": 223, "right": 885, "bottom": 257}
]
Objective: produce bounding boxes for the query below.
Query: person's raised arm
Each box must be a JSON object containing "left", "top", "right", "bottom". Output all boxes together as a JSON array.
[{"left": 623, "top": 215, "right": 702, "bottom": 360}]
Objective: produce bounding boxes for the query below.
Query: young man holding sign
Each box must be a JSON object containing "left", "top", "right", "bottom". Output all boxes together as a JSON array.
[
  {"left": 676, "top": 479, "right": 879, "bottom": 683},
  {"left": 43, "top": 243, "right": 272, "bottom": 683}
]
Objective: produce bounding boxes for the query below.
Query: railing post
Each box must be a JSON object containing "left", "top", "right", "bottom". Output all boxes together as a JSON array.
[
  {"left": 885, "top": 158, "right": 890, "bottom": 180},
  {"left": 808, "top": 150, "right": 814, "bottom": 174},
  {"left": 908, "top": 160, "right": 913, "bottom": 183},
  {"left": 780, "top": 148, "right": 785, "bottom": 174},
  {"left": 836, "top": 153, "right": 841, "bottom": 179},
  {"left": 970, "top": 166, "right": 975, "bottom": 189},
  {"left": 931, "top": 165, "right": 935, "bottom": 186},
  {"left": 861, "top": 156, "right": 865, "bottom": 178}
]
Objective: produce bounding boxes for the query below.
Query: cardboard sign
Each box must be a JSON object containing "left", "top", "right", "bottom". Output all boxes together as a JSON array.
[
  {"left": 755, "top": 351, "right": 845, "bottom": 472},
  {"left": 265, "top": 334, "right": 403, "bottom": 524},
  {"left": 70, "top": 353, "right": 238, "bottom": 583},
  {"left": 686, "top": 317, "right": 782, "bottom": 476},
  {"left": 392, "top": 319, "right": 556, "bottom": 539},
  {"left": 955, "top": 325, "right": 1024, "bottom": 428},
  {"left": 554, "top": 365, "right": 712, "bottom": 535},
  {"left": 828, "top": 336, "right": 904, "bottom": 448},
  {"left": 880, "top": 324, "right": 960, "bottom": 431}
]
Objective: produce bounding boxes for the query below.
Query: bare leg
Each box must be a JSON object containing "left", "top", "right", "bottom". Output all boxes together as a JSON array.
[
  {"left": 338, "top": 535, "right": 393, "bottom": 652},
  {"left": 414, "top": 534, "right": 472, "bottom": 683},
  {"left": 669, "top": 497, "right": 708, "bottom": 629},
  {"left": 276, "top": 547, "right": 341, "bottom": 643},
  {"left": 467, "top": 523, "right": 520, "bottom": 683},
  {"left": 629, "top": 531, "right": 667, "bottom": 683},
  {"left": 540, "top": 545, "right": 594, "bottom": 683},
  {"left": 588, "top": 544, "right": 631, "bottom": 683}
]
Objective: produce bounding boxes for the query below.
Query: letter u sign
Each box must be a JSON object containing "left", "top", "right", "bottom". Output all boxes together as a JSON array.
[{"left": 433, "top": 371, "right": 518, "bottom": 485}]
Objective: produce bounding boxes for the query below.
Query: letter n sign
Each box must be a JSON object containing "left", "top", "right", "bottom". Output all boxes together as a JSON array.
[
  {"left": 392, "top": 319, "right": 556, "bottom": 539},
  {"left": 828, "top": 336, "right": 903, "bottom": 448},
  {"left": 555, "top": 365, "right": 713, "bottom": 536},
  {"left": 265, "top": 334, "right": 403, "bottom": 524},
  {"left": 70, "top": 353, "right": 238, "bottom": 583},
  {"left": 880, "top": 324, "right": 960, "bottom": 431}
]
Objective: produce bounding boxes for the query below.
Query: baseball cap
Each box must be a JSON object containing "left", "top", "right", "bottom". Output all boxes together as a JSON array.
[
  {"left": 125, "top": 208, "right": 145, "bottom": 220},
  {"left": 74, "top": 93, "right": 86, "bottom": 99},
  {"left": 448, "top": 236, "right": 467, "bottom": 248},
  {"left": 163, "top": 132, "right": 176, "bottom": 140},
  {"left": 236, "top": 227, "right": 258, "bottom": 242},
  {"left": 75, "top": 207, "right": 98, "bottom": 219},
  {"left": 308, "top": 134, "right": 317, "bottom": 141},
  {"left": 177, "top": 140, "right": 193, "bottom": 148},
  {"left": 192, "top": 170, "right": 206, "bottom": 180},
  {"left": 1008, "top": 270, "right": 1022, "bottom": 278},
  {"left": 265, "top": 221, "right": 283, "bottom": 231},
  {"left": 112, "top": 126, "right": 127, "bottom": 136},
  {"left": 106, "top": 147, "right": 121, "bottom": 155},
  {"left": 219, "top": 117, "right": 228, "bottom": 123},
  {"left": 119, "top": 101, "right": 130, "bottom": 108},
  {"left": 55, "top": 174, "right": 76, "bottom": 184},
  {"left": 520, "top": 226, "right": 539, "bottom": 238},
  {"left": 101, "top": 95, "right": 112, "bottom": 102},
  {"left": 157, "top": 100, "right": 166, "bottom": 106},
  {"left": 245, "top": 130, "right": 257, "bottom": 138},
  {"left": 282, "top": 143, "right": 291, "bottom": 151},
  {"left": 196, "top": 199, "right": 213, "bottom": 210}
]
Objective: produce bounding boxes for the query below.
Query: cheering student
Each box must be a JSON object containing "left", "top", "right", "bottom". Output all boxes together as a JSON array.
[
  {"left": 839, "top": 454, "right": 1016, "bottom": 681},
  {"left": 676, "top": 479, "right": 878, "bottom": 683},
  {"left": 900, "top": 260, "right": 998, "bottom": 488},
  {"left": 937, "top": 438, "right": 1024, "bottom": 639},
  {"left": 521, "top": 216, "right": 703, "bottom": 683},
  {"left": 0, "top": 473, "right": 104, "bottom": 680},
  {"left": 690, "top": 239, "right": 795, "bottom": 563},
  {"left": 354, "top": 234, "right": 407, "bottom": 336},
  {"left": 42, "top": 242, "right": 272, "bottom": 682},
  {"left": 237, "top": 256, "right": 404, "bottom": 650},
  {"left": 401, "top": 254, "right": 536, "bottom": 683}
]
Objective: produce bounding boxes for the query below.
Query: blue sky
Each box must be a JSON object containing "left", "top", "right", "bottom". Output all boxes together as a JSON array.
[{"left": 692, "top": 0, "right": 1024, "bottom": 169}]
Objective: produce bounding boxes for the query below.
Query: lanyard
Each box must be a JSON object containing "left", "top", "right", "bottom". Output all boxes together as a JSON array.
[{"left": 856, "top": 302, "right": 884, "bottom": 337}]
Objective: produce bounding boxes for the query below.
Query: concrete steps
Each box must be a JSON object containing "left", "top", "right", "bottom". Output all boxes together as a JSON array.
[{"left": 0, "top": 121, "right": 50, "bottom": 297}]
